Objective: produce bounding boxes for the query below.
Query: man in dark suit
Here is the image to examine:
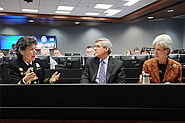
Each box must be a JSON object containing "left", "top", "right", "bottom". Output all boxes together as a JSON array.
[
  {"left": 7, "top": 36, "right": 60, "bottom": 84},
  {"left": 81, "top": 38, "right": 126, "bottom": 83}
]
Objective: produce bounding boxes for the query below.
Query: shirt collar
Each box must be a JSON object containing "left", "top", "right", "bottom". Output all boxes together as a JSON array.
[
  {"left": 99, "top": 55, "right": 109, "bottom": 65},
  {"left": 22, "top": 58, "right": 33, "bottom": 66}
]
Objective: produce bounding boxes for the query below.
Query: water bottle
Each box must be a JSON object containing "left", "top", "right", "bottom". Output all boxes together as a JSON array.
[{"left": 142, "top": 74, "right": 150, "bottom": 84}]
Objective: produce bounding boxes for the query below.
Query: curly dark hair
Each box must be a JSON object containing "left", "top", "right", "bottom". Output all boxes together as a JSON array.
[{"left": 15, "top": 36, "right": 37, "bottom": 58}]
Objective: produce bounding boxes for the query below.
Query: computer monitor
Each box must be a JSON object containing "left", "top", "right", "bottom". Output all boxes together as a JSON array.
[
  {"left": 65, "top": 52, "right": 81, "bottom": 56},
  {"left": 83, "top": 56, "right": 95, "bottom": 65},
  {"left": 54, "top": 56, "right": 66, "bottom": 69},
  {"left": 52, "top": 56, "right": 58, "bottom": 63},
  {"left": 2, "top": 56, "right": 17, "bottom": 63},
  {"left": 179, "top": 54, "right": 185, "bottom": 63},
  {"left": 65, "top": 56, "right": 82, "bottom": 69},
  {"left": 36, "top": 55, "right": 50, "bottom": 69},
  {"left": 58, "top": 56, "right": 66, "bottom": 65},
  {"left": 179, "top": 49, "right": 185, "bottom": 54},
  {"left": 169, "top": 54, "right": 179, "bottom": 61},
  {"left": 133, "top": 55, "right": 148, "bottom": 68},
  {"left": 120, "top": 55, "right": 135, "bottom": 68},
  {"left": 0, "top": 58, "right": 2, "bottom": 64},
  {"left": 149, "top": 54, "right": 155, "bottom": 59},
  {"left": 135, "top": 55, "right": 149, "bottom": 61}
]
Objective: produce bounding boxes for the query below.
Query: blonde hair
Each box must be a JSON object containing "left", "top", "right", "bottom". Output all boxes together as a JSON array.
[
  {"left": 152, "top": 34, "right": 172, "bottom": 55},
  {"left": 124, "top": 50, "right": 132, "bottom": 55}
]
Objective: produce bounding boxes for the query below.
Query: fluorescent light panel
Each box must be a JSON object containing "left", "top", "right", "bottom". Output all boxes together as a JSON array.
[
  {"left": 57, "top": 6, "right": 74, "bottom": 11},
  {"left": 22, "top": 9, "right": 38, "bottom": 12},
  {"left": 105, "top": 9, "right": 122, "bottom": 16},
  {"left": 85, "top": 12, "right": 100, "bottom": 16},
  {"left": 123, "top": 0, "right": 140, "bottom": 6},
  {"left": 55, "top": 11, "right": 71, "bottom": 14},
  {"left": 94, "top": 4, "right": 113, "bottom": 9}
]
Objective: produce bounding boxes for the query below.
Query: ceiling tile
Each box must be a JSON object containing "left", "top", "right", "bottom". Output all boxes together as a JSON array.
[
  {"left": 88, "top": 8, "right": 105, "bottom": 13},
  {"left": 0, "top": 1, "right": 20, "bottom": 7},
  {"left": 39, "top": 5, "right": 57, "bottom": 10},
  {"left": 59, "top": 1, "right": 79, "bottom": 6},
  {"left": 62, "top": 0, "right": 80, "bottom": 2},
  {"left": 20, "top": 4, "right": 39, "bottom": 9},
  {"left": 19, "top": 0, "right": 40, "bottom": 4},
  {"left": 98, "top": 0, "right": 120, "bottom": 4},
  {"left": 110, "top": 1, "right": 127, "bottom": 9},
  {"left": 0, "top": 0, "right": 19, "bottom": 2},
  {"left": 40, "top": 0, "right": 60, "bottom": 5},
  {"left": 80, "top": 0, "right": 100, "bottom": 4},
  {"left": 75, "top": 2, "right": 95, "bottom": 9}
]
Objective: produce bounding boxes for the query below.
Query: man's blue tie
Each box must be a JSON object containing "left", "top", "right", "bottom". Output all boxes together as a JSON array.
[{"left": 99, "top": 60, "right": 106, "bottom": 84}]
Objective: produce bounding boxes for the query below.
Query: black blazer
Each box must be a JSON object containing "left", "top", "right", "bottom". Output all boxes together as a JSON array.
[
  {"left": 7, "top": 58, "right": 49, "bottom": 84},
  {"left": 81, "top": 57, "right": 126, "bottom": 83}
]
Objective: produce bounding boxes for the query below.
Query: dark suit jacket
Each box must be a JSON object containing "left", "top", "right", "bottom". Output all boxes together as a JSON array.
[
  {"left": 7, "top": 58, "right": 49, "bottom": 84},
  {"left": 81, "top": 56, "right": 126, "bottom": 83},
  {"left": 138, "top": 58, "right": 182, "bottom": 83}
]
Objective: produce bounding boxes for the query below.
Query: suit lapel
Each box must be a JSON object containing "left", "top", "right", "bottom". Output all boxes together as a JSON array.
[
  {"left": 92, "top": 57, "right": 100, "bottom": 82},
  {"left": 18, "top": 58, "right": 29, "bottom": 71},
  {"left": 32, "top": 60, "right": 36, "bottom": 72},
  {"left": 152, "top": 59, "right": 160, "bottom": 82},
  {"left": 163, "top": 58, "right": 172, "bottom": 82},
  {"left": 106, "top": 57, "right": 114, "bottom": 82}
]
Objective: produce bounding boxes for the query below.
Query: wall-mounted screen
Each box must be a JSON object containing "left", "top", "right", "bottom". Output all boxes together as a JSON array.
[
  {"left": 0, "top": 35, "right": 57, "bottom": 50},
  {"left": 34, "top": 35, "right": 56, "bottom": 50}
]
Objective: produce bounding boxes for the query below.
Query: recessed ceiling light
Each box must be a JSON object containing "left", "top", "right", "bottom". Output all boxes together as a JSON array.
[
  {"left": 0, "top": 8, "right": 4, "bottom": 11},
  {"left": 167, "top": 9, "right": 174, "bottom": 13},
  {"left": 148, "top": 16, "right": 154, "bottom": 19},
  {"left": 123, "top": 0, "right": 140, "bottom": 6},
  {"left": 85, "top": 12, "right": 100, "bottom": 16},
  {"left": 75, "top": 22, "right": 80, "bottom": 25},
  {"left": 105, "top": 9, "right": 122, "bottom": 16},
  {"left": 57, "top": 6, "right": 74, "bottom": 11},
  {"left": 55, "top": 11, "right": 71, "bottom": 14},
  {"left": 94, "top": 4, "right": 113, "bottom": 9},
  {"left": 28, "top": 20, "right": 34, "bottom": 23},
  {"left": 22, "top": 9, "right": 38, "bottom": 13}
]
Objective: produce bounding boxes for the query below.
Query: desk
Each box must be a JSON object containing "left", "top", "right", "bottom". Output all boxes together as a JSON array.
[
  {"left": 45, "top": 69, "right": 83, "bottom": 83},
  {"left": 0, "top": 84, "right": 185, "bottom": 121}
]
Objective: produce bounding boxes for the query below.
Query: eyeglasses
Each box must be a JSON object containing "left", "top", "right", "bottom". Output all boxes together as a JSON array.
[
  {"left": 154, "top": 49, "right": 165, "bottom": 53},
  {"left": 85, "top": 51, "right": 94, "bottom": 54}
]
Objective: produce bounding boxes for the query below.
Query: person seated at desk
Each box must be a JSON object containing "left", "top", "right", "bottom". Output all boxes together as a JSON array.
[
  {"left": 139, "top": 34, "right": 182, "bottom": 84},
  {"left": 133, "top": 47, "right": 140, "bottom": 55},
  {"left": 85, "top": 46, "right": 95, "bottom": 56},
  {"left": 9, "top": 44, "right": 16, "bottom": 52},
  {"left": 141, "top": 46, "right": 150, "bottom": 55},
  {"left": 53, "top": 48, "right": 63, "bottom": 57},
  {"left": 81, "top": 38, "right": 126, "bottom": 83},
  {"left": 7, "top": 36, "right": 60, "bottom": 84},
  {"left": 0, "top": 51, "right": 6, "bottom": 58},
  {"left": 124, "top": 50, "right": 132, "bottom": 55},
  {"left": 40, "top": 48, "right": 58, "bottom": 69}
]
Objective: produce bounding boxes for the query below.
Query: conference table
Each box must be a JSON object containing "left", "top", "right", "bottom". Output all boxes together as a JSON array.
[{"left": 0, "top": 83, "right": 185, "bottom": 122}]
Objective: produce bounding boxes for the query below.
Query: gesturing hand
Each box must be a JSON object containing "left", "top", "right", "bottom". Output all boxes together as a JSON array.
[
  {"left": 23, "top": 68, "right": 38, "bottom": 84},
  {"left": 50, "top": 71, "right": 61, "bottom": 83}
]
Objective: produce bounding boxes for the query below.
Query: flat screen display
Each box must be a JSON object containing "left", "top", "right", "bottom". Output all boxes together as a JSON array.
[{"left": 0, "top": 35, "right": 57, "bottom": 50}]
